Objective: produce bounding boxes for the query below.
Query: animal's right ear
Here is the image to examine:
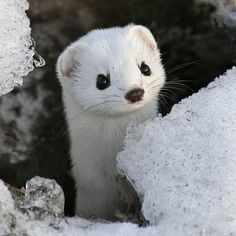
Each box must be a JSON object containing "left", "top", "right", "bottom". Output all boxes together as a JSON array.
[
  {"left": 57, "top": 43, "right": 86, "bottom": 78},
  {"left": 128, "top": 25, "right": 157, "bottom": 50}
]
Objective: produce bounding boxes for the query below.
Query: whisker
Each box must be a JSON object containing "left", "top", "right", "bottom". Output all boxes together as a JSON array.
[
  {"left": 57, "top": 98, "right": 122, "bottom": 137},
  {"left": 148, "top": 84, "right": 165, "bottom": 93},
  {"left": 157, "top": 93, "right": 174, "bottom": 111},
  {"left": 160, "top": 89, "right": 178, "bottom": 100},
  {"left": 147, "top": 78, "right": 165, "bottom": 90},
  {"left": 166, "top": 78, "right": 197, "bottom": 83},
  {"left": 147, "top": 61, "right": 196, "bottom": 93},
  {"left": 157, "top": 96, "right": 170, "bottom": 110},
  {"left": 85, "top": 95, "right": 120, "bottom": 102},
  {"left": 81, "top": 100, "right": 121, "bottom": 113},
  {"left": 165, "top": 61, "right": 197, "bottom": 76},
  {"left": 147, "top": 82, "right": 180, "bottom": 103},
  {"left": 164, "top": 81, "right": 194, "bottom": 93},
  {"left": 159, "top": 91, "right": 179, "bottom": 104}
]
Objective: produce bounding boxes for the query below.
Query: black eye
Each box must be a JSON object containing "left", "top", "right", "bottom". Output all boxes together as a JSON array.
[
  {"left": 140, "top": 62, "right": 151, "bottom": 76},
  {"left": 96, "top": 74, "right": 110, "bottom": 90}
]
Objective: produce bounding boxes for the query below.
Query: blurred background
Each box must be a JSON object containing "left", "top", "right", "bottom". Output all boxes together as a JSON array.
[{"left": 0, "top": 0, "right": 235, "bottom": 216}]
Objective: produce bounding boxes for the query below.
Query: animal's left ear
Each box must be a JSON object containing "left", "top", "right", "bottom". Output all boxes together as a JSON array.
[
  {"left": 57, "top": 42, "right": 86, "bottom": 79},
  {"left": 129, "top": 25, "right": 157, "bottom": 50}
]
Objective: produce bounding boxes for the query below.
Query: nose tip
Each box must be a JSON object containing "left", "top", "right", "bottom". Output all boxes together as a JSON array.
[{"left": 125, "top": 88, "right": 145, "bottom": 103}]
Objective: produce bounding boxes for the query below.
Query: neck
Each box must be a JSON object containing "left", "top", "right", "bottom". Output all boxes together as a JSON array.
[{"left": 62, "top": 90, "right": 157, "bottom": 218}]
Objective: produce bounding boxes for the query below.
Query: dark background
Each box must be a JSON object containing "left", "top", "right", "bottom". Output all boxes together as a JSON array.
[{"left": 0, "top": 0, "right": 235, "bottom": 216}]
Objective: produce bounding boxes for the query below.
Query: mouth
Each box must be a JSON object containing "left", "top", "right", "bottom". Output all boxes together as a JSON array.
[{"left": 127, "top": 100, "right": 145, "bottom": 108}]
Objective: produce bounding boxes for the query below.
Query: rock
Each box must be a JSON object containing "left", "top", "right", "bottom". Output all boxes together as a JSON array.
[
  {"left": 6, "top": 176, "right": 65, "bottom": 220},
  {"left": 14, "top": 176, "right": 65, "bottom": 220},
  {"left": 0, "top": 176, "right": 65, "bottom": 235}
]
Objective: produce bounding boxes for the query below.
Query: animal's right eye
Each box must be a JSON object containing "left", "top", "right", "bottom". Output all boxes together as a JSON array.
[
  {"left": 96, "top": 74, "right": 110, "bottom": 90},
  {"left": 140, "top": 62, "right": 151, "bottom": 76}
]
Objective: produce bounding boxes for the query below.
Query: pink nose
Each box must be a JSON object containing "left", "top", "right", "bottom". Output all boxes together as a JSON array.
[{"left": 125, "top": 88, "right": 145, "bottom": 103}]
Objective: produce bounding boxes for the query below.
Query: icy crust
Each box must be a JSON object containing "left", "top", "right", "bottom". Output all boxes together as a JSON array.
[
  {"left": 118, "top": 67, "right": 236, "bottom": 235},
  {"left": 0, "top": 0, "right": 44, "bottom": 96}
]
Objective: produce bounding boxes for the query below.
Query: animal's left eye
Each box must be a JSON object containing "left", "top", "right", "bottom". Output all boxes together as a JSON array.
[{"left": 140, "top": 62, "right": 151, "bottom": 76}]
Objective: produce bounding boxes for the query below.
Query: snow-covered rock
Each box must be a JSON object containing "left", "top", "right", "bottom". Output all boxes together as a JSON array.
[
  {"left": 0, "top": 177, "right": 65, "bottom": 235},
  {"left": 0, "top": 0, "right": 44, "bottom": 96},
  {"left": 118, "top": 67, "right": 236, "bottom": 235},
  {"left": 17, "top": 176, "right": 65, "bottom": 220}
]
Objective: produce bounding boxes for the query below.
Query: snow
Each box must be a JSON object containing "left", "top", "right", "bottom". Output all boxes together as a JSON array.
[
  {"left": 0, "top": 0, "right": 44, "bottom": 96},
  {"left": 0, "top": 67, "right": 236, "bottom": 235},
  {"left": 0, "top": 180, "right": 16, "bottom": 233},
  {"left": 118, "top": 67, "right": 236, "bottom": 235}
]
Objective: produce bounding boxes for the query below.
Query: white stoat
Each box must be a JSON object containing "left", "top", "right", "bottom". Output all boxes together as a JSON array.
[{"left": 56, "top": 24, "right": 165, "bottom": 220}]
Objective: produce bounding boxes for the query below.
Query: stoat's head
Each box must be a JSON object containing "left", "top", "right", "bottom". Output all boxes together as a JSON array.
[{"left": 57, "top": 24, "right": 165, "bottom": 117}]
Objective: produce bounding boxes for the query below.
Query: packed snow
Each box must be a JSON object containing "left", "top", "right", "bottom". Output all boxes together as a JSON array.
[
  {"left": 0, "top": 67, "right": 235, "bottom": 235},
  {"left": 118, "top": 67, "right": 236, "bottom": 235},
  {"left": 0, "top": 0, "right": 44, "bottom": 96}
]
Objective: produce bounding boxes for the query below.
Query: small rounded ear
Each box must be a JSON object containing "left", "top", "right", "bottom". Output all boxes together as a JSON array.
[
  {"left": 129, "top": 25, "right": 157, "bottom": 50},
  {"left": 57, "top": 43, "right": 86, "bottom": 78}
]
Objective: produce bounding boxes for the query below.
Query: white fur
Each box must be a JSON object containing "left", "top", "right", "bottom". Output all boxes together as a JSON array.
[{"left": 56, "top": 24, "right": 165, "bottom": 219}]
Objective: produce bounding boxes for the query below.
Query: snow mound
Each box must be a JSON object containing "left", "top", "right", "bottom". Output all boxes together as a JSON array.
[
  {"left": 0, "top": 0, "right": 44, "bottom": 96},
  {"left": 118, "top": 67, "right": 236, "bottom": 235}
]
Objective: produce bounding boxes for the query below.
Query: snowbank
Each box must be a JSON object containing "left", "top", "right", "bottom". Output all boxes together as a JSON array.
[
  {"left": 118, "top": 67, "right": 236, "bottom": 235},
  {"left": 0, "top": 0, "right": 44, "bottom": 96},
  {"left": 1, "top": 67, "right": 235, "bottom": 235}
]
